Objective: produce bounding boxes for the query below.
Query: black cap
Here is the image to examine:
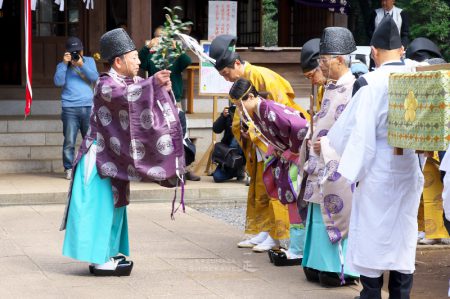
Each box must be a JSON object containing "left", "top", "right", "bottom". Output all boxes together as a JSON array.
[
  {"left": 209, "top": 35, "right": 239, "bottom": 71},
  {"left": 66, "top": 37, "right": 83, "bottom": 52},
  {"left": 370, "top": 15, "right": 402, "bottom": 50},
  {"left": 319, "top": 27, "right": 356, "bottom": 55},
  {"left": 406, "top": 37, "right": 443, "bottom": 62},
  {"left": 301, "top": 38, "right": 320, "bottom": 73},
  {"left": 100, "top": 28, "right": 136, "bottom": 62}
]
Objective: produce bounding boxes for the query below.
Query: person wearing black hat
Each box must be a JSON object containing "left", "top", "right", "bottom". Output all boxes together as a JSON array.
[
  {"left": 368, "top": 0, "right": 410, "bottom": 47},
  {"left": 297, "top": 28, "right": 359, "bottom": 287},
  {"left": 61, "top": 28, "right": 176, "bottom": 277},
  {"left": 210, "top": 34, "right": 309, "bottom": 253},
  {"left": 268, "top": 38, "right": 327, "bottom": 267},
  {"left": 301, "top": 38, "right": 326, "bottom": 110},
  {"left": 54, "top": 37, "right": 99, "bottom": 180},
  {"left": 327, "top": 16, "right": 423, "bottom": 299},
  {"left": 406, "top": 37, "right": 444, "bottom": 63}
]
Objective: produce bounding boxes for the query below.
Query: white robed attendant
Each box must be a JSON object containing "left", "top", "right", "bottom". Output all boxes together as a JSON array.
[
  {"left": 328, "top": 60, "right": 424, "bottom": 275},
  {"left": 328, "top": 15, "right": 423, "bottom": 299}
]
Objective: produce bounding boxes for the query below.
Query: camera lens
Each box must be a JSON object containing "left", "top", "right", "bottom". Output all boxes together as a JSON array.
[{"left": 71, "top": 51, "right": 80, "bottom": 61}]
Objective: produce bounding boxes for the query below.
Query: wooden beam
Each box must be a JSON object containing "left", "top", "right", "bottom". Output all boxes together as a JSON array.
[
  {"left": 278, "top": 0, "right": 291, "bottom": 47},
  {"left": 87, "top": 0, "right": 106, "bottom": 56},
  {"left": 128, "top": 0, "right": 152, "bottom": 52}
]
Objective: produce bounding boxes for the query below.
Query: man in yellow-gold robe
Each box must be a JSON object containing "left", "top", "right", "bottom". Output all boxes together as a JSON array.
[{"left": 209, "top": 35, "right": 309, "bottom": 252}]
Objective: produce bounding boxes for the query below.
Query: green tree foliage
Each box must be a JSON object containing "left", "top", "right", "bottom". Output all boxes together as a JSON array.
[
  {"left": 397, "top": 0, "right": 450, "bottom": 61},
  {"left": 151, "top": 6, "right": 192, "bottom": 69},
  {"left": 262, "top": 0, "right": 278, "bottom": 47}
]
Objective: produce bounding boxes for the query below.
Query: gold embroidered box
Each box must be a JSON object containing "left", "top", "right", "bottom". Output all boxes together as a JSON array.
[{"left": 388, "top": 70, "right": 450, "bottom": 151}]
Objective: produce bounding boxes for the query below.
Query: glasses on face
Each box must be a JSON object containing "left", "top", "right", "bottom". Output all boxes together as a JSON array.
[
  {"left": 317, "top": 55, "right": 338, "bottom": 64},
  {"left": 304, "top": 68, "right": 318, "bottom": 80}
]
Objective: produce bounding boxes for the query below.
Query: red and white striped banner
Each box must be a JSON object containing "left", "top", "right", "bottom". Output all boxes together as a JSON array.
[{"left": 24, "top": 0, "right": 32, "bottom": 116}]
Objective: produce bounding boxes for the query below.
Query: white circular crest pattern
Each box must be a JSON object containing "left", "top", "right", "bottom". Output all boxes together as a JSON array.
[
  {"left": 274, "top": 167, "right": 281, "bottom": 179},
  {"left": 268, "top": 111, "right": 277, "bottom": 122},
  {"left": 110, "top": 137, "right": 121, "bottom": 156},
  {"left": 285, "top": 190, "right": 294, "bottom": 203},
  {"left": 129, "top": 139, "right": 145, "bottom": 160},
  {"left": 98, "top": 106, "right": 112, "bottom": 127},
  {"left": 127, "top": 165, "right": 142, "bottom": 181},
  {"left": 126, "top": 84, "right": 142, "bottom": 102},
  {"left": 140, "top": 108, "right": 154, "bottom": 129},
  {"left": 101, "top": 85, "right": 112, "bottom": 102},
  {"left": 156, "top": 134, "right": 175, "bottom": 156},
  {"left": 147, "top": 166, "right": 167, "bottom": 180},
  {"left": 100, "top": 162, "right": 118, "bottom": 178},
  {"left": 119, "top": 110, "right": 129, "bottom": 130},
  {"left": 96, "top": 132, "right": 105, "bottom": 153}
]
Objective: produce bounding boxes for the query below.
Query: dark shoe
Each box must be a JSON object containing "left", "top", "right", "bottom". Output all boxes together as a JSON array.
[
  {"left": 92, "top": 260, "right": 133, "bottom": 277},
  {"left": 318, "top": 271, "right": 343, "bottom": 287},
  {"left": 318, "top": 271, "right": 359, "bottom": 287},
  {"left": 89, "top": 255, "right": 127, "bottom": 274},
  {"left": 268, "top": 249, "right": 275, "bottom": 263},
  {"left": 267, "top": 248, "right": 285, "bottom": 263},
  {"left": 303, "top": 267, "right": 320, "bottom": 282},
  {"left": 272, "top": 250, "right": 302, "bottom": 266},
  {"left": 236, "top": 167, "right": 246, "bottom": 181},
  {"left": 185, "top": 171, "right": 201, "bottom": 181}
]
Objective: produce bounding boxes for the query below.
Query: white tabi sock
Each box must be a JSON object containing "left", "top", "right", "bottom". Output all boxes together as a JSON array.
[
  {"left": 94, "top": 258, "right": 119, "bottom": 270},
  {"left": 249, "top": 231, "right": 269, "bottom": 244}
]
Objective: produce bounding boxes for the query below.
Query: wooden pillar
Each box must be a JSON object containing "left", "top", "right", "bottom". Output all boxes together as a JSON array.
[
  {"left": 86, "top": 0, "right": 106, "bottom": 55},
  {"left": 128, "top": 0, "right": 152, "bottom": 50},
  {"left": 278, "top": 0, "right": 291, "bottom": 47}
]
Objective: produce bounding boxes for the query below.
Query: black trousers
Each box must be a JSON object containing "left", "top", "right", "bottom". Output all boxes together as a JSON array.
[{"left": 359, "top": 271, "right": 413, "bottom": 299}]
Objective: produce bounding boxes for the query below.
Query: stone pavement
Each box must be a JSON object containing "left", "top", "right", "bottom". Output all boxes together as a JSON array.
[{"left": 0, "top": 203, "right": 364, "bottom": 298}]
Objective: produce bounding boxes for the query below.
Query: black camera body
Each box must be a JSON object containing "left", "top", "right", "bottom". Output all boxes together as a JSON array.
[{"left": 70, "top": 51, "right": 81, "bottom": 61}]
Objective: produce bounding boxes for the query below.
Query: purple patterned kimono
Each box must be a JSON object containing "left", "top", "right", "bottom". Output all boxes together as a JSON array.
[
  {"left": 66, "top": 70, "right": 185, "bottom": 210},
  {"left": 298, "top": 71, "right": 355, "bottom": 243},
  {"left": 248, "top": 100, "right": 308, "bottom": 205}
]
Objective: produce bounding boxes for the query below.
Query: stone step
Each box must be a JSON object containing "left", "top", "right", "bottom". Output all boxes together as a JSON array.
[
  {"left": 0, "top": 114, "right": 215, "bottom": 174},
  {"left": 0, "top": 96, "right": 310, "bottom": 117},
  {"left": 0, "top": 173, "right": 248, "bottom": 205},
  {"left": 0, "top": 159, "right": 63, "bottom": 174}
]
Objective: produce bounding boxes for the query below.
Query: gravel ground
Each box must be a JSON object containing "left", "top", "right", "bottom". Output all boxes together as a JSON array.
[
  {"left": 191, "top": 202, "right": 247, "bottom": 231},
  {"left": 192, "top": 202, "right": 290, "bottom": 248}
]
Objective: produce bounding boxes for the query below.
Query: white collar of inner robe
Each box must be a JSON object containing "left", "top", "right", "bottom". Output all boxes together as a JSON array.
[
  {"left": 336, "top": 70, "right": 354, "bottom": 86},
  {"left": 375, "top": 6, "right": 402, "bottom": 33},
  {"left": 255, "top": 97, "right": 262, "bottom": 119}
]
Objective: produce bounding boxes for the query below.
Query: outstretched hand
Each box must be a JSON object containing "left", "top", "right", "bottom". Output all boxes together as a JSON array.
[{"left": 154, "top": 70, "right": 172, "bottom": 91}]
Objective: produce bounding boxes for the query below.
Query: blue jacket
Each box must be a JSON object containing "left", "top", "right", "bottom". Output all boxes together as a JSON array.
[{"left": 54, "top": 56, "right": 98, "bottom": 107}]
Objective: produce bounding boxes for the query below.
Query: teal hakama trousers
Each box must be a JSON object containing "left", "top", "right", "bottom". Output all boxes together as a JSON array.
[
  {"left": 63, "top": 154, "right": 129, "bottom": 264},
  {"left": 302, "top": 203, "right": 358, "bottom": 277}
]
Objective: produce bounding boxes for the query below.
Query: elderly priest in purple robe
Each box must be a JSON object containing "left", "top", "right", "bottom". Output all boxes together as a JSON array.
[{"left": 61, "top": 28, "right": 185, "bottom": 276}]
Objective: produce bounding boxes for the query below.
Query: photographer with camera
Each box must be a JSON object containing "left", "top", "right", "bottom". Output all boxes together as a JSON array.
[
  {"left": 212, "top": 105, "right": 246, "bottom": 183},
  {"left": 54, "top": 37, "right": 99, "bottom": 180}
]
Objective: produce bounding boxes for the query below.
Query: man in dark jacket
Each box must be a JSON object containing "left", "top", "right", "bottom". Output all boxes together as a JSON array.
[{"left": 212, "top": 105, "right": 245, "bottom": 182}]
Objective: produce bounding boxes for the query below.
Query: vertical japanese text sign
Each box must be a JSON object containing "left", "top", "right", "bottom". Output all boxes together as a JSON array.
[{"left": 208, "top": 1, "right": 237, "bottom": 41}]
